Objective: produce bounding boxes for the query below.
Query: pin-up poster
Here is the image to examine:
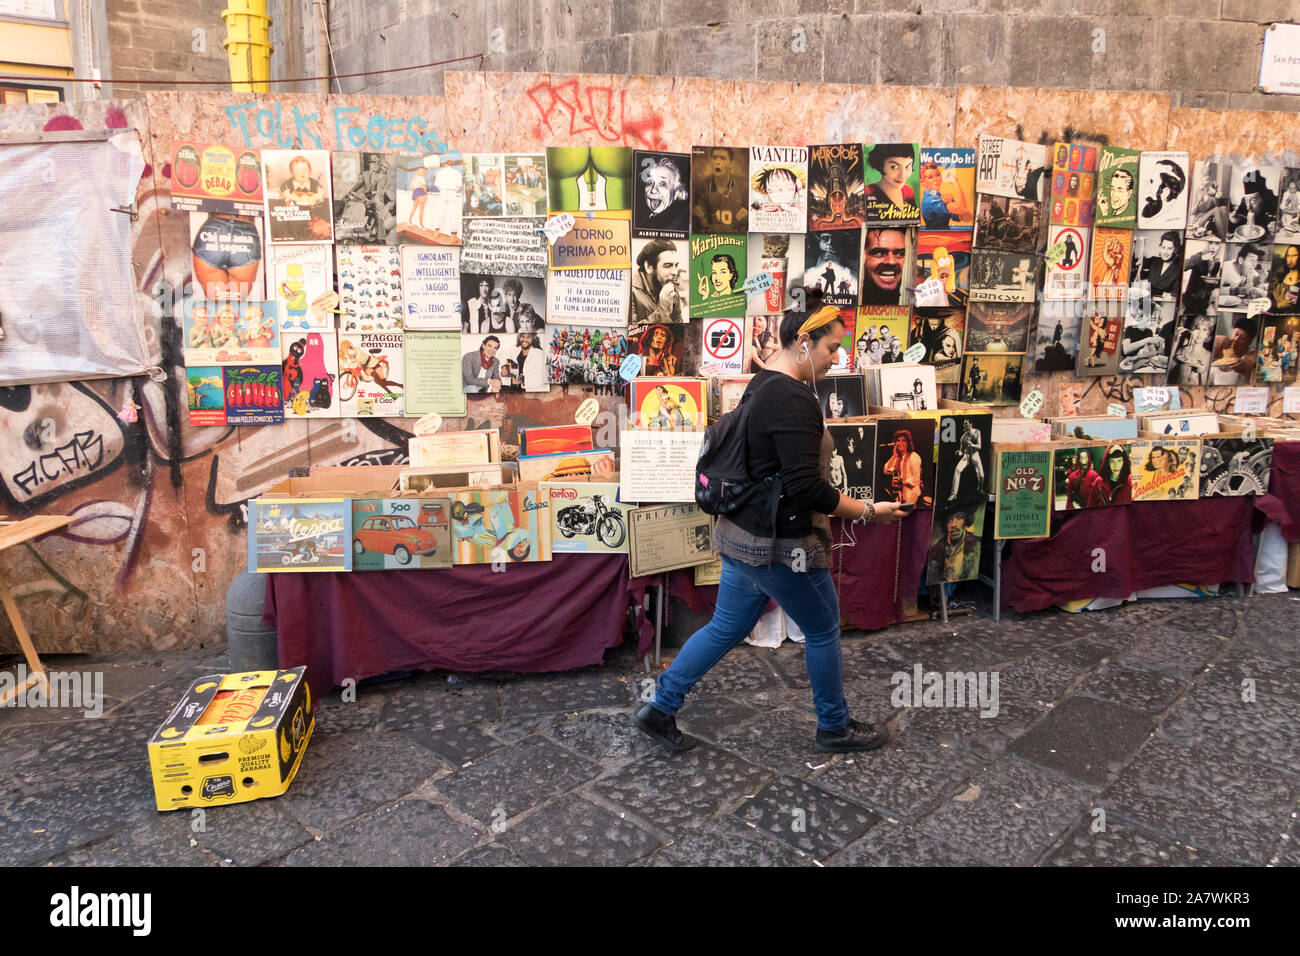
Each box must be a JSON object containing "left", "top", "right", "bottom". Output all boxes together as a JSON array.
[
  {"left": 976, "top": 135, "right": 1049, "bottom": 201},
  {"left": 401, "top": 246, "right": 461, "bottom": 331},
  {"left": 1166, "top": 311, "right": 1219, "bottom": 387},
  {"left": 1137, "top": 151, "right": 1190, "bottom": 230},
  {"left": 745, "top": 234, "right": 805, "bottom": 315},
  {"left": 463, "top": 153, "right": 505, "bottom": 217},
  {"left": 915, "top": 231, "right": 971, "bottom": 309},
  {"left": 281, "top": 330, "right": 339, "bottom": 418},
  {"left": 169, "top": 140, "right": 263, "bottom": 215},
  {"left": 689, "top": 233, "right": 747, "bottom": 318},
  {"left": 973, "top": 194, "right": 1042, "bottom": 254},
  {"left": 863, "top": 143, "right": 920, "bottom": 226},
  {"left": 1048, "top": 142, "right": 1098, "bottom": 227},
  {"left": 1044, "top": 224, "right": 1091, "bottom": 300},
  {"left": 632, "top": 150, "right": 691, "bottom": 239},
  {"left": 969, "top": 250, "right": 1037, "bottom": 303},
  {"left": 808, "top": 143, "right": 865, "bottom": 231},
  {"left": 748, "top": 146, "right": 809, "bottom": 234},
  {"left": 691, "top": 145, "right": 749, "bottom": 235},
  {"left": 332, "top": 151, "right": 397, "bottom": 244},
  {"left": 248, "top": 498, "right": 350, "bottom": 573},
  {"left": 1129, "top": 439, "right": 1200, "bottom": 501},
  {"left": 1094, "top": 146, "right": 1140, "bottom": 229},
  {"left": 802, "top": 229, "right": 860, "bottom": 307},
  {"left": 221, "top": 365, "right": 284, "bottom": 426},
  {"left": 504, "top": 153, "right": 547, "bottom": 217},
  {"left": 547, "top": 146, "right": 633, "bottom": 212},
  {"left": 261, "top": 149, "right": 333, "bottom": 243},
  {"left": 338, "top": 331, "right": 404, "bottom": 417},
  {"left": 450, "top": 488, "right": 551, "bottom": 564},
  {"left": 271, "top": 243, "right": 335, "bottom": 332},
  {"left": 336, "top": 244, "right": 402, "bottom": 332},
  {"left": 351, "top": 497, "right": 453, "bottom": 570},
  {"left": 630, "top": 377, "right": 707, "bottom": 429},
  {"left": 543, "top": 481, "right": 633, "bottom": 555},
  {"left": 183, "top": 300, "right": 279, "bottom": 367},
  {"left": 189, "top": 212, "right": 264, "bottom": 302},
  {"left": 395, "top": 151, "right": 464, "bottom": 245},
  {"left": 919, "top": 148, "right": 975, "bottom": 231}
]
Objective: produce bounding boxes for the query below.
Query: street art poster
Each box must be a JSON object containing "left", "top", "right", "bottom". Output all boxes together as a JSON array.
[
  {"left": 1137, "top": 151, "right": 1190, "bottom": 230},
  {"left": 261, "top": 149, "right": 333, "bottom": 243},
  {"left": 975, "top": 135, "right": 1049, "bottom": 201},
  {"left": 969, "top": 250, "right": 1037, "bottom": 303},
  {"left": 973, "top": 194, "right": 1043, "bottom": 254},
  {"left": 966, "top": 301, "right": 1032, "bottom": 353},
  {"left": 1043, "top": 224, "right": 1091, "bottom": 300}
]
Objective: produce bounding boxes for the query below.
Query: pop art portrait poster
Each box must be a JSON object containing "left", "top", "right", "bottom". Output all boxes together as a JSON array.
[
  {"left": 746, "top": 233, "right": 805, "bottom": 315},
  {"left": 547, "top": 146, "right": 633, "bottom": 213},
  {"left": 190, "top": 211, "right": 264, "bottom": 302},
  {"left": 802, "top": 229, "right": 860, "bottom": 308},
  {"left": 863, "top": 143, "right": 920, "bottom": 226},
  {"left": 689, "top": 233, "right": 747, "bottom": 318},
  {"left": 1137, "top": 151, "right": 1190, "bottom": 230},
  {"left": 748, "top": 146, "right": 809, "bottom": 234},
  {"left": 396, "top": 151, "right": 464, "bottom": 245},
  {"left": 1094, "top": 146, "right": 1140, "bottom": 230},
  {"left": 1256, "top": 311, "right": 1300, "bottom": 385},
  {"left": 261, "top": 149, "right": 333, "bottom": 244},
  {"left": 332, "top": 151, "right": 397, "bottom": 245},
  {"left": 1048, "top": 141, "right": 1097, "bottom": 228},
  {"left": 919, "top": 148, "right": 975, "bottom": 231},
  {"left": 691, "top": 146, "right": 749, "bottom": 235},
  {"left": 808, "top": 143, "right": 865, "bottom": 231},
  {"left": 976, "top": 136, "right": 1049, "bottom": 201},
  {"left": 633, "top": 150, "right": 691, "bottom": 239}
]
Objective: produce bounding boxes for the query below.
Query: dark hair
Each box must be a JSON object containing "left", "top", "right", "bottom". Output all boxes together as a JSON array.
[
  {"left": 1143, "top": 445, "right": 1172, "bottom": 472},
  {"left": 636, "top": 238, "right": 677, "bottom": 271},
  {"left": 481, "top": 335, "right": 501, "bottom": 348},
  {"left": 777, "top": 302, "right": 844, "bottom": 348},
  {"left": 1110, "top": 168, "right": 1134, "bottom": 189},
  {"left": 867, "top": 143, "right": 915, "bottom": 174},
  {"left": 945, "top": 507, "right": 972, "bottom": 526},
  {"left": 1159, "top": 230, "right": 1182, "bottom": 250},
  {"left": 893, "top": 429, "right": 915, "bottom": 454},
  {"left": 1236, "top": 242, "right": 1265, "bottom": 263},
  {"left": 754, "top": 165, "right": 799, "bottom": 195},
  {"left": 1103, "top": 443, "right": 1131, "bottom": 485},
  {"left": 1156, "top": 159, "right": 1186, "bottom": 198},
  {"left": 1231, "top": 315, "right": 1258, "bottom": 339},
  {"left": 710, "top": 254, "right": 739, "bottom": 287},
  {"left": 503, "top": 278, "right": 523, "bottom": 296}
]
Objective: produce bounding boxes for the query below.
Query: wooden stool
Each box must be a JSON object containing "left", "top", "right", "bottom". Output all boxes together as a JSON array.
[{"left": 0, "top": 515, "right": 74, "bottom": 705}]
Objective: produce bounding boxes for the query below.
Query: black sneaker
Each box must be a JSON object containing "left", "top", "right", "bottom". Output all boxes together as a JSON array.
[
  {"left": 815, "top": 718, "right": 887, "bottom": 753},
  {"left": 635, "top": 703, "right": 697, "bottom": 753}
]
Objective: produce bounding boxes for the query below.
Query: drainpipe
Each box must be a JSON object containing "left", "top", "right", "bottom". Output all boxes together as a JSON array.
[{"left": 223, "top": 0, "right": 274, "bottom": 92}]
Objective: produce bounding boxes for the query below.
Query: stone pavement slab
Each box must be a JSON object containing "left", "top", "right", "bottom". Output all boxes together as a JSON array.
[
  {"left": 1007, "top": 694, "right": 1155, "bottom": 788},
  {"left": 636, "top": 816, "right": 813, "bottom": 867},
  {"left": 833, "top": 821, "right": 985, "bottom": 867},
  {"left": 285, "top": 799, "right": 479, "bottom": 866},
  {"left": 732, "top": 776, "right": 880, "bottom": 861},
  {"left": 497, "top": 793, "right": 661, "bottom": 866},
  {"left": 435, "top": 735, "right": 599, "bottom": 825},
  {"left": 1044, "top": 815, "right": 1225, "bottom": 867}
]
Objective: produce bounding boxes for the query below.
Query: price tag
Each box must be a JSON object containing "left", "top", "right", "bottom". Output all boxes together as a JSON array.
[
  {"left": 1043, "top": 240, "right": 1067, "bottom": 267},
  {"left": 540, "top": 213, "right": 576, "bottom": 244},
  {"left": 1019, "top": 388, "right": 1044, "bottom": 418},
  {"left": 904, "top": 342, "right": 926, "bottom": 364},
  {"left": 1133, "top": 386, "right": 1170, "bottom": 412},
  {"left": 574, "top": 398, "right": 600, "bottom": 425},
  {"left": 411, "top": 412, "right": 442, "bottom": 436},
  {"left": 742, "top": 272, "right": 773, "bottom": 296},
  {"left": 1284, "top": 386, "right": 1300, "bottom": 414},
  {"left": 1247, "top": 297, "right": 1271, "bottom": 318},
  {"left": 1233, "top": 386, "right": 1269, "bottom": 415},
  {"left": 912, "top": 278, "right": 947, "bottom": 308},
  {"left": 1107, "top": 403, "right": 1127, "bottom": 417},
  {"left": 619, "top": 354, "right": 643, "bottom": 382}
]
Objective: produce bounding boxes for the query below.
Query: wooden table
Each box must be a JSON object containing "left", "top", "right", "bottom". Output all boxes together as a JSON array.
[{"left": 0, "top": 514, "right": 73, "bottom": 705}]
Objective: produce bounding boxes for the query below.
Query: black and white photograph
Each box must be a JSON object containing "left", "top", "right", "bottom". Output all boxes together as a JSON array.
[
  {"left": 1187, "top": 160, "right": 1233, "bottom": 240},
  {"left": 460, "top": 273, "right": 547, "bottom": 335},
  {"left": 959, "top": 352, "right": 1024, "bottom": 406},
  {"left": 1117, "top": 292, "right": 1176, "bottom": 375},
  {"left": 633, "top": 150, "right": 691, "bottom": 239},
  {"left": 935, "top": 412, "right": 993, "bottom": 507},
  {"left": 973, "top": 194, "right": 1042, "bottom": 253},
  {"left": 1218, "top": 240, "right": 1272, "bottom": 311},
  {"left": 1277, "top": 167, "right": 1300, "bottom": 244},
  {"left": 1166, "top": 312, "right": 1217, "bottom": 386},
  {"left": 815, "top": 371, "right": 866, "bottom": 419},
  {"left": 631, "top": 237, "right": 689, "bottom": 323},
  {"left": 1129, "top": 228, "right": 1183, "bottom": 317},
  {"left": 332, "top": 151, "right": 397, "bottom": 244},
  {"left": 1137, "top": 151, "right": 1190, "bottom": 230},
  {"left": 826, "top": 421, "right": 876, "bottom": 500},
  {"left": 1198, "top": 437, "right": 1274, "bottom": 497},
  {"left": 968, "top": 249, "right": 1036, "bottom": 303},
  {"left": 803, "top": 228, "right": 861, "bottom": 307},
  {"left": 1033, "top": 298, "right": 1082, "bottom": 372},
  {"left": 1179, "top": 237, "right": 1225, "bottom": 316}
]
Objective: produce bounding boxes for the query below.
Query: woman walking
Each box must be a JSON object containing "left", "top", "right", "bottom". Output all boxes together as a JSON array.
[{"left": 636, "top": 304, "right": 909, "bottom": 754}]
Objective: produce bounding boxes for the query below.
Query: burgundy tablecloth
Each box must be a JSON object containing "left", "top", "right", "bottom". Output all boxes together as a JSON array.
[
  {"left": 665, "top": 511, "right": 931, "bottom": 632},
  {"left": 1002, "top": 496, "right": 1255, "bottom": 614},
  {"left": 1256, "top": 441, "right": 1300, "bottom": 542},
  {"left": 265, "top": 554, "right": 652, "bottom": 698}
]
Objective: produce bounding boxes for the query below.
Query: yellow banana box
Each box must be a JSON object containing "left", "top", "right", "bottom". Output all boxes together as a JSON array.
[{"left": 147, "top": 667, "right": 314, "bottom": 811}]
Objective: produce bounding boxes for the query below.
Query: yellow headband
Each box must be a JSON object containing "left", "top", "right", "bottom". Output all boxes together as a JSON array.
[{"left": 797, "top": 306, "right": 842, "bottom": 338}]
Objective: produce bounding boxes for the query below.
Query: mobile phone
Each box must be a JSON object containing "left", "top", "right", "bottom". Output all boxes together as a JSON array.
[{"left": 896, "top": 502, "right": 916, "bottom": 513}]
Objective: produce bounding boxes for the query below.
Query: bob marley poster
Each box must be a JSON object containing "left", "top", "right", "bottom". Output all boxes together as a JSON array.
[
  {"left": 450, "top": 488, "right": 552, "bottom": 564},
  {"left": 689, "top": 233, "right": 747, "bottom": 318},
  {"left": 808, "top": 143, "right": 865, "bottom": 231}
]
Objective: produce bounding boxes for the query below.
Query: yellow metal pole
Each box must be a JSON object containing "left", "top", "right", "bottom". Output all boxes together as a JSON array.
[{"left": 222, "top": 0, "right": 274, "bottom": 92}]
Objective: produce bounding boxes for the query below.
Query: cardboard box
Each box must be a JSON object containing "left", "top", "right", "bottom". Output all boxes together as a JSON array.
[{"left": 148, "top": 667, "right": 314, "bottom": 811}]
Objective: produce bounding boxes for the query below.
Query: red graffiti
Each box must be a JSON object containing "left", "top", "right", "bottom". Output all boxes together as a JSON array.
[{"left": 526, "top": 79, "right": 667, "bottom": 149}]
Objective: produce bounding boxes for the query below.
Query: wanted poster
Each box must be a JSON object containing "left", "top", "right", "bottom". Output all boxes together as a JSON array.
[
  {"left": 808, "top": 143, "right": 865, "bottom": 231},
  {"left": 748, "top": 146, "right": 809, "bottom": 234},
  {"left": 262, "top": 149, "right": 333, "bottom": 243},
  {"left": 627, "top": 503, "right": 715, "bottom": 577},
  {"left": 332, "top": 151, "right": 397, "bottom": 244}
]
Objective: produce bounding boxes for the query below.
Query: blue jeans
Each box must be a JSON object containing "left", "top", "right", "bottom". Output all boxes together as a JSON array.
[{"left": 652, "top": 555, "right": 849, "bottom": 731}]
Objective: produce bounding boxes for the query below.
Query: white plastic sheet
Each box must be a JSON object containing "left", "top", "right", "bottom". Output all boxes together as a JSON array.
[
  {"left": 1253, "top": 524, "right": 1289, "bottom": 594},
  {"left": 0, "top": 131, "right": 150, "bottom": 385}
]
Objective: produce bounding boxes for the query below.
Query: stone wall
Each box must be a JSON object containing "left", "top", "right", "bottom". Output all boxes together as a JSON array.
[{"left": 105, "top": 0, "right": 231, "bottom": 99}]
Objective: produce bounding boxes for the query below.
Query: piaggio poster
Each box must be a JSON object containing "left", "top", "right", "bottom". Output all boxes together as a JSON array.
[
  {"left": 332, "top": 151, "right": 397, "bottom": 244},
  {"left": 1094, "top": 146, "right": 1140, "bottom": 229},
  {"left": 261, "top": 149, "right": 333, "bottom": 243},
  {"left": 863, "top": 143, "right": 920, "bottom": 226},
  {"left": 222, "top": 365, "right": 284, "bottom": 426},
  {"left": 632, "top": 150, "right": 691, "bottom": 239},
  {"left": 918, "top": 147, "right": 975, "bottom": 231},
  {"left": 1048, "top": 141, "right": 1098, "bottom": 227},
  {"left": 169, "top": 140, "right": 263, "bottom": 216},
  {"left": 808, "top": 143, "right": 865, "bottom": 231},
  {"left": 450, "top": 488, "right": 552, "bottom": 565},
  {"left": 338, "top": 331, "right": 405, "bottom": 417},
  {"left": 351, "top": 497, "right": 453, "bottom": 570},
  {"left": 691, "top": 146, "right": 749, "bottom": 235},
  {"left": 689, "top": 234, "right": 747, "bottom": 318},
  {"left": 993, "top": 448, "right": 1052, "bottom": 539},
  {"left": 336, "top": 244, "right": 403, "bottom": 332},
  {"left": 546, "top": 146, "right": 633, "bottom": 212},
  {"left": 248, "top": 498, "right": 351, "bottom": 573},
  {"left": 748, "top": 146, "right": 809, "bottom": 234}
]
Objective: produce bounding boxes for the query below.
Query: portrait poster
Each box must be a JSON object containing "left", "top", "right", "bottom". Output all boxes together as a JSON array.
[
  {"left": 632, "top": 150, "right": 691, "bottom": 239},
  {"left": 547, "top": 146, "right": 633, "bottom": 212},
  {"left": 907, "top": 307, "right": 965, "bottom": 383},
  {"left": 1198, "top": 437, "right": 1273, "bottom": 496},
  {"left": 548, "top": 269, "right": 630, "bottom": 328},
  {"left": 449, "top": 487, "right": 552, "bottom": 565},
  {"left": 934, "top": 412, "right": 993, "bottom": 507},
  {"left": 993, "top": 448, "right": 1052, "bottom": 539},
  {"left": 1268, "top": 241, "right": 1300, "bottom": 313},
  {"left": 401, "top": 246, "right": 461, "bottom": 331},
  {"left": 691, "top": 145, "right": 749, "bottom": 235},
  {"left": 748, "top": 146, "right": 809, "bottom": 234},
  {"left": 248, "top": 498, "right": 350, "bottom": 573},
  {"left": 873, "top": 363, "right": 937, "bottom": 411},
  {"left": 808, "top": 143, "right": 865, "bottom": 231},
  {"left": 543, "top": 481, "right": 633, "bottom": 555},
  {"left": 402, "top": 332, "right": 466, "bottom": 418},
  {"left": 395, "top": 151, "right": 464, "bottom": 245},
  {"left": 336, "top": 244, "right": 403, "bottom": 332},
  {"left": 338, "top": 331, "right": 404, "bottom": 417},
  {"left": 463, "top": 153, "right": 505, "bottom": 217},
  {"left": 746, "top": 233, "right": 806, "bottom": 314},
  {"left": 620, "top": 431, "right": 706, "bottom": 503},
  {"left": 547, "top": 326, "right": 628, "bottom": 391},
  {"left": 332, "top": 151, "right": 397, "bottom": 244},
  {"left": 968, "top": 250, "right": 1037, "bottom": 303},
  {"left": 975, "top": 135, "right": 1049, "bottom": 201},
  {"left": 189, "top": 212, "right": 264, "bottom": 301},
  {"left": 826, "top": 421, "right": 876, "bottom": 500},
  {"left": 631, "top": 237, "right": 689, "bottom": 323},
  {"left": 628, "top": 321, "right": 691, "bottom": 377},
  {"left": 1034, "top": 298, "right": 1083, "bottom": 372},
  {"left": 744, "top": 314, "right": 781, "bottom": 374},
  {"left": 1043, "top": 224, "right": 1091, "bottom": 300},
  {"left": 629, "top": 377, "right": 707, "bottom": 429},
  {"left": 815, "top": 372, "right": 866, "bottom": 419},
  {"left": 1047, "top": 141, "right": 1098, "bottom": 228},
  {"left": 859, "top": 227, "right": 913, "bottom": 306},
  {"left": 270, "top": 243, "right": 335, "bottom": 332},
  {"left": 966, "top": 301, "right": 1032, "bottom": 353},
  {"left": 186, "top": 366, "right": 225, "bottom": 427},
  {"left": 802, "top": 229, "right": 861, "bottom": 307},
  {"left": 919, "top": 147, "right": 975, "bottom": 231},
  {"left": 876, "top": 417, "right": 935, "bottom": 509},
  {"left": 183, "top": 300, "right": 280, "bottom": 367},
  {"left": 1137, "top": 151, "right": 1190, "bottom": 230},
  {"left": 222, "top": 365, "right": 284, "bottom": 426},
  {"left": 461, "top": 273, "right": 548, "bottom": 335},
  {"left": 1128, "top": 439, "right": 1200, "bottom": 501},
  {"left": 914, "top": 231, "right": 971, "bottom": 309},
  {"left": 499, "top": 326, "right": 552, "bottom": 394},
  {"left": 1223, "top": 165, "right": 1285, "bottom": 242},
  {"left": 261, "top": 149, "right": 333, "bottom": 244},
  {"left": 689, "top": 233, "right": 747, "bottom": 318},
  {"left": 280, "top": 330, "right": 339, "bottom": 419},
  {"left": 925, "top": 501, "right": 986, "bottom": 585},
  {"left": 1094, "top": 146, "right": 1140, "bottom": 229},
  {"left": 504, "top": 153, "right": 547, "bottom": 217},
  {"left": 1166, "top": 311, "right": 1218, "bottom": 387},
  {"left": 958, "top": 352, "right": 1024, "bottom": 406},
  {"left": 627, "top": 503, "right": 715, "bottom": 577},
  {"left": 351, "top": 497, "right": 453, "bottom": 571},
  {"left": 863, "top": 142, "right": 920, "bottom": 226},
  {"left": 169, "top": 140, "right": 263, "bottom": 216},
  {"left": 461, "top": 217, "right": 548, "bottom": 278},
  {"left": 973, "top": 194, "right": 1043, "bottom": 254},
  {"left": 1277, "top": 167, "right": 1300, "bottom": 244}
]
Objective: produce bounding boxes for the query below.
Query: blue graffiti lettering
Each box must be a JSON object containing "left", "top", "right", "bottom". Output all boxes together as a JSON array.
[
  {"left": 228, "top": 101, "right": 448, "bottom": 152},
  {"left": 294, "top": 106, "right": 323, "bottom": 149}
]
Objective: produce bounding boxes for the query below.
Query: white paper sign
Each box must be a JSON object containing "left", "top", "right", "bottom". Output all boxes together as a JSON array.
[
  {"left": 1107, "top": 403, "right": 1127, "bottom": 417},
  {"left": 401, "top": 246, "right": 461, "bottom": 330},
  {"left": 575, "top": 398, "right": 600, "bottom": 425},
  {"left": 1019, "top": 388, "right": 1044, "bottom": 418},
  {"left": 1260, "top": 22, "right": 1300, "bottom": 95},
  {"left": 412, "top": 412, "right": 442, "bottom": 436},
  {"left": 547, "top": 268, "right": 631, "bottom": 326},
  {"left": 1233, "top": 386, "right": 1269, "bottom": 415},
  {"left": 913, "top": 278, "right": 947, "bottom": 308},
  {"left": 620, "top": 430, "right": 705, "bottom": 503},
  {"left": 1284, "top": 385, "right": 1300, "bottom": 414},
  {"left": 541, "top": 213, "right": 576, "bottom": 244},
  {"left": 904, "top": 342, "right": 926, "bottom": 364}
]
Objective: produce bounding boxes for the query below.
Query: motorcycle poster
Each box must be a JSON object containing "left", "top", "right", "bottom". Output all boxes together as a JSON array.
[
  {"left": 338, "top": 332, "right": 405, "bottom": 417},
  {"left": 248, "top": 498, "right": 351, "bottom": 573},
  {"left": 449, "top": 487, "right": 552, "bottom": 564},
  {"left": 541, "top": 481, "right": 633, "bottom": 554}
]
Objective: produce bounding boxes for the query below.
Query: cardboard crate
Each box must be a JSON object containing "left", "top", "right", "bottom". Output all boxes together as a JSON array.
[{"left": 148, "top": 667, "right": 314, "bottom": 811}]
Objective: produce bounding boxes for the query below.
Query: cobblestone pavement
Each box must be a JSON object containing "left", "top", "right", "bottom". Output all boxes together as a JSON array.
[{"left": 3, "top": 590, "right": 1298, "bottom": 866}]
